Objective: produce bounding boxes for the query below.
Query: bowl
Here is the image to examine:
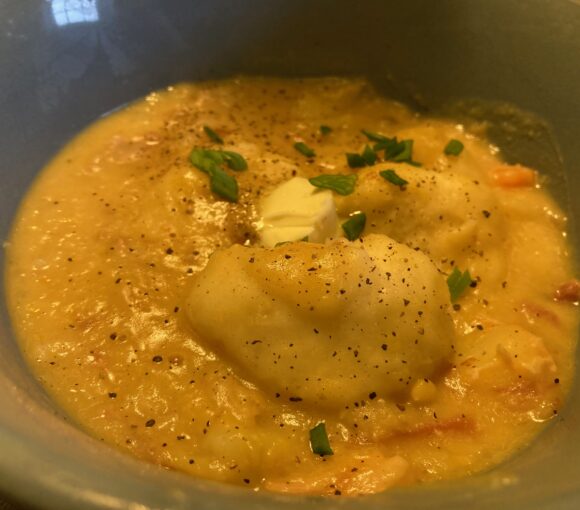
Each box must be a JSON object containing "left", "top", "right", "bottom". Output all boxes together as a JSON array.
[{"left": 1, "top": 1, "right": 580, "bottom": 509}]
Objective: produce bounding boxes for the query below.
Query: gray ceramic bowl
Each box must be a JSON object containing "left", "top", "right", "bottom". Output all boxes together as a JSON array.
[{"left": 1, "top": 1, "right": 580, "bottom": 509}]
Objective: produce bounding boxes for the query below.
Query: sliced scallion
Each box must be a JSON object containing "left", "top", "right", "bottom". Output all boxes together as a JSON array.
[
  {"left": 391, "top": 139, "right": 414, "bottom": 163},
  {"left": 361, "top": 129, "right": 389, "bottom": 143},
  {"left": 444, "top": 139, "right": 464, "bottom": 156},
  {"left": 362, "top": 145, "right": 377, "bottom": 166},
  {"left": 190, "top": 147, "right": 246, "bottom": 202},
  {"left": 190, "top": 148, "right": 224, "bottom": 174},
  {"left": 208, "top": 166, "right": 238, "bottom": 203},
  {"left": 294, "top": 142, "right": 316, "bottom": 158},
  {"left": 342, "top": 213, "right": 366, "bottom": 241},
  {"left": 222, "top": 150, "right": 248, "bottom": 171},
  {"left": 380, "top": 169, "right": 408, "bottom": 188},
  {"left": 309, "top": 174, "right": 357, "bottom": 196},
  {"left": 346, "top": 152, "right": 367, "bottom": 168},
  {"left": 309, "top": 423, "right": 333, "bottom": 456},
  {"left": 203, "top": 125, "right": 224, "bottom": 144},
  {"left": 447, "top": 267, "right": 474, "bottom": 303}
]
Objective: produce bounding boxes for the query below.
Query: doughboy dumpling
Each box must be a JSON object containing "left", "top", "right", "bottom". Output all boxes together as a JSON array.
[
  {"left": 186, "top": 234, "right": 455, "bottom": 409},
  {"left": 336, "top": 165, "right": 506, "bottom": 283}
]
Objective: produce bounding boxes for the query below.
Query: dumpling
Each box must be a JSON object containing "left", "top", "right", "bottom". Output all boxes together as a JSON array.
[
  {"left": 186, "top": 234, "right": 455, "bottom": 409},
  {"left": 336, "top": 165, "right": 506, "bottom": 285}
]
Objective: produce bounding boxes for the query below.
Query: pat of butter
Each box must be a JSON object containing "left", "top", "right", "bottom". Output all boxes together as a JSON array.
[{"left": 259, "top": 177, "right": 338, "bottom": 247}]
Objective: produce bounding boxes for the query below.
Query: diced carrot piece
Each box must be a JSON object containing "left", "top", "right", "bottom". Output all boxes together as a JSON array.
[
  {"left": 491, "top": 164, "right": 537, "bottom": 188},
  {"left": 554, "top": 279, "right": 580, "bottom": 302},
  {"left": 520, "top": 302, "right": 560, "bottom": 326}
]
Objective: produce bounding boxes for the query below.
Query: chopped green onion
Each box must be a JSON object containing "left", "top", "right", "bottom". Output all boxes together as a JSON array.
[
  {"left": 362, "top": 145, "right": 377, "bottom": 166},
  {"left": 309, "top": 174, "right": 357, "bottom": 196},
  {"left": 222, "top": 150, "right": 248, "bottom": 171},
  {"left": 370, "top": 137, "right": 416, "bottom": 164},
  {"left": 377, "top": 138, "right": 402, "bottom": 160},
  {"left": 380, "top": 169, "right": 408, "bottom": 187},
  {"left": 309, "top": 423, "right": 333, "bottom": 456},
  {"left": 189, "top": 148, "right": 224, "bottom": 174},
  {"left": 190, "top": 148, "right": 247, "bottom": 173},
  {"left": 447, "top": 267, "right": 474, "bottom": 303},
  {"left": 294, "top": 142, "right": 316, "bottom": 158},
  {"left": 391, "top": 139, "right": 414, "bottom": 162},
  {"left": 203, "top": 125, "right": 224, "bottom": 144},
  {"left": 347, "top": 145, "right": 377, "bottom": 168},
  {"left": 320, "top": 125, "right": 332, "bottom": 135},
  {"left": 361, "top": 129, "right": 389, "bottom": 143},
  {"left": 190, "top": 147, "right": 246, "bottom": 202},
  {"left": 444, "top": 139, "right": 464, "bottom": 156},
  {"left": 346, "top": 153, "right": 367, "bottom": 168},
  {"left": 342, "top": 213, "right": 366, "bottom": 241},
  {"left": 208, "top": 166, "right": 238, "bottom": 203}
]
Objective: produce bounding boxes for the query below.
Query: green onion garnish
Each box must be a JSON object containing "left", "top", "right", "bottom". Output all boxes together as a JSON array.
[
  {"left": 190, "top": 148, "right": 247, "bottom": 202},
  {"left": 208, "top": 166, "right": 238, "bottom": 203},
  {"left": 309, "top": 423, "right": 333, "bottom": 456},
  {"left": 346, "top": 145, "right": 377, "bottom": 168},
  {"left": 362, "top": 145, "right": 377, "bottom": 166},
  {"left": 190, "top": 149, "right": 224, "bottom": 174},
  {"left": 361, "top": 129, "right": 389, "bottom": 143},
  {"left": 203, "top": 125, "right": 224, "bottom": 144},
  {"left": 392, "top": 139, "right": 414, "bottom": 163},
  {"left": 294, "top": 142, "right": 316, "bottom": 158},
  {"left": 380, "top": 169, "right": 408, "bottom": 187},
  {"left": 379, "top": 138, "right": 404, "bottom": 159},
  {"left": 371, "top": 137, "right": 412, "bottom": 163},
  {"left": 444, "top": 139, "right": 464, "bottom": 156},
  {"left": 342, "top": 213, "right": 366, "bottom": 241},
  {"left": 320, "top": 125, "right": 332, "bottom": 136},
  {"left": 221, "top": 150, "right": 248, "bottom": 171},
  {"left": 346, "top": 153, "right": 367, "bottom": 168},
  {"left": 309, "top": 174, "right": 357, "bottom": 196},
  {"left": 447, "top": 267, "right": 474, "bottom": 303},
  {"left": 190, "top": 148, "right": 247, "bottom": 173}
]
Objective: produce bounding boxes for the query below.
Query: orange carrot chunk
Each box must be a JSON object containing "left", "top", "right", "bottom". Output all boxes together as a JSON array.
[
  {"left": 555, "top": 279, "right": 580, "bottom": 302},
  {"left": 491, "top": 164, "right": 537, "bottom": 188}
]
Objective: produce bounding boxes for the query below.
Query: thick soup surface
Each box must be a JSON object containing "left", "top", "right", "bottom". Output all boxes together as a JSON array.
[{"left": 5, "top": 78, "right": 578, "bottom": 496}]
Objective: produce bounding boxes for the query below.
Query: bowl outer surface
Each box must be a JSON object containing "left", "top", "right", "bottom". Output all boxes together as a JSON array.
[{"left": 1, "top": 1, "right": 580, "bottom": 509}]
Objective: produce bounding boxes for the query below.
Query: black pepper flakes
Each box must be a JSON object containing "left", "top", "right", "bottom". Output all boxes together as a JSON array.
[
  {"left": 145, "top": 419, "right": 156, "bottom": 427},
  {"left": 152, "top": 355, "right": 163, "bottom": 363}
]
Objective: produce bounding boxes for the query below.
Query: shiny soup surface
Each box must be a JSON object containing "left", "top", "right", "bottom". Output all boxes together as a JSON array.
[{"left": 6, "top": 78, "right": 578, "bottom": 496}]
